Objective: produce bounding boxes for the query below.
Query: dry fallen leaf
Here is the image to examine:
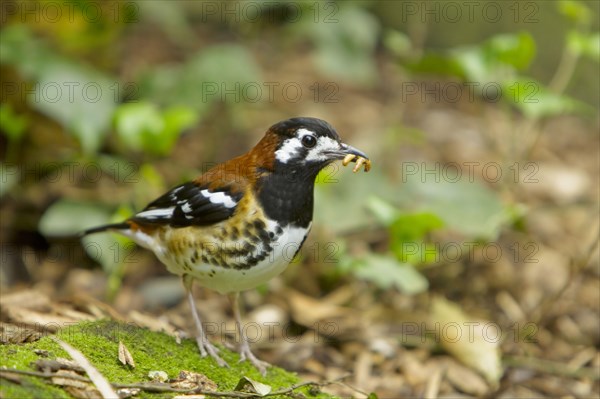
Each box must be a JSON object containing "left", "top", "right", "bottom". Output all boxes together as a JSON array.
[
  {"left": 118, "top": 340, "right": 135, "bottom": 368},
  {"left": 234, "top": 376, "right": 272, "bottom": 396},
  {"left": 0, "top": 322, "right": 43, "bottom": 344},
  {"left": 148, "top": 370, "right": 169, "bottom": 383},
  {"left": 288, "top": 290, "right": 350, "bottom": 327},
  {"left": 430, "top": 297, "right": 502, "bottom": 386},
  {"left": 170, "top": 370, "right": 217, "bottom": 392},
  {"left": 445, "top": 360, "right": 489, "bottom": 396}
]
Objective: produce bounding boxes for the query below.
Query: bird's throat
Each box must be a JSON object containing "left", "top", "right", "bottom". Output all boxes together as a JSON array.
[{"left": 255, "top": 171, "right": 315, "bottom": 228}]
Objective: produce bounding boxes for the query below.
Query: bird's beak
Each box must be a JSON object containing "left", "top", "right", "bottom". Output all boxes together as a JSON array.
[
  {"left": 335, "top": 142, "right": 371, "bottom": 172},
  {"left": 340, "top": 143, "right": 369, "bottom": 160},
  {"left": 322, "top": 142, "right": 371, "bottom": 172}
]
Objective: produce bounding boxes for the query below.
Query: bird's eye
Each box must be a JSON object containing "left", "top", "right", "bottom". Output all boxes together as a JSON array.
[{"left": 301, "top": 135, "right": 317, "bottom": 148}]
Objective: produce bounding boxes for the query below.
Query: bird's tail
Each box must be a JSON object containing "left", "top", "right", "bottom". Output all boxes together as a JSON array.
[{"left": 80, "top": 222, "right": 130, "bottom": 237}]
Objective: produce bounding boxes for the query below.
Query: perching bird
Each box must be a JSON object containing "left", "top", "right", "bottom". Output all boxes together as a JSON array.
[{"left": 83, "top": 117, "right": 370, "bottom": 374}]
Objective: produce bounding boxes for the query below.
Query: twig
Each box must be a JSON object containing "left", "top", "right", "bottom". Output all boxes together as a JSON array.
[
  {"left": 0, "top": 367, "right": 352, "bottom": 397},
  {"left": 51, "top": 337, "right": 118, "bottom": 399},
  {"left": 529, "top": 226, "right": 600, "bottom": 327},
  {"left": 1, "top": 368, "right": 91, "bottom": 383}
]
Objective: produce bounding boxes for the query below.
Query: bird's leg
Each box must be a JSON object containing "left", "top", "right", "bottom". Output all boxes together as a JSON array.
[
  {"left": 184, "top": 278, "right": 228, "bottom": 368},
  {"left": 229, "top": 292, "right": 270, "bottom": 375}
]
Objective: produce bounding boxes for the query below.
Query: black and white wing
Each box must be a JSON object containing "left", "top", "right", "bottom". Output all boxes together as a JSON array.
[{"left": 130, "top": 182, "right": 243, "bottom": 227}]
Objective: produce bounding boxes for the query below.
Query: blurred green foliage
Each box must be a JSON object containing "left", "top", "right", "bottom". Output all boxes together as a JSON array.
[{"left": 1, "top": 0, "right": 598, "bottom": 297}]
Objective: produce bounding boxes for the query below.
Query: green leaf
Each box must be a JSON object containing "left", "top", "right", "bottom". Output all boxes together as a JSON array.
[
  {"left": 188, "top": 44, "right": 261, "bottom": 87},
  {"left": 0, "top": 104, "right": 28, "bottom": 142},
  {"left": 405, "top": 53, "right": 466, "bottom": 78},
  {"left": 483, "top": 32, "right": 536, "bottom": 71},
  {"left": 114, "top": 103, "right": 197, "bottom": 155},
  {"left": 365, "top": 196, "right": 400, "bottom": 226},
  {"left": 390, "top": 212, "right": 445, "bottom": 242},
  {"left": 39, "top": 200, "right": 112, "bottom": 236},
  {"left": 558, "top": 0, "right": 592, "bottom": 26},
  {"left": 354, "top": 254, "right": 428, "bottom": 294},
  {"left": 33, "top": 63, "right": 116, "bottom": 154},
  {"left": 0, "top": 25, "right": 54, "bottom": 79},
  {"left": 139, "top": 44, "right": 261, "bottom": 109},
  {"left": 568, "top": 31, "right": 600, "bottom": 61},
  {"left": 114, "top": 102, "right": 163, "bottom": 151},
  {"left": 314, "top": 168, "right": 396, "bottom": 233},
  {"left": 389, "top": 212, "right": 445, "bottom": 265},
  {"left": 383, "top": 29, "right": 412, "bottom": 58},
  {"left": 303, "top": 7, "right": 380, "bottom": 85},
  {"left": 503, "top": 78, "right": 590, "bottom": 118},
  {"left": 136, "top": 1, "right": 195, "bottom": 44},
  {"left": 396, "top": 173, "right": 510, "bottom": 240},
  {"left": 408, "top": 32, "right": 535, "bottom": 85},
  {"left": 1, "top": 26, "right": 117, "bottom": 154},
  {"left": 147, "top": 105, "right": 197, "bottom": 155}
]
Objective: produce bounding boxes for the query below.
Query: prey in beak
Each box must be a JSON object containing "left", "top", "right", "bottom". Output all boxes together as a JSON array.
[{"left": 340, "top": 143, "right": 371, "bottom": 172}]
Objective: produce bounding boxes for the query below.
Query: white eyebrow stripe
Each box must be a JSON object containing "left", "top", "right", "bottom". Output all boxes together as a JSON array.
[
  {"left": 200, "top": 189, "right": 237, "bottom": 208},
  {"left": 136, "top": 207, "right": 175, "bottom": 219}
]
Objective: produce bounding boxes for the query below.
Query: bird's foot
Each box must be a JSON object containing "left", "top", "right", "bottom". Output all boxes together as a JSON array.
[
  {"left": 238, "top": 345, "right": 270, "bottom": 376},
  {"left": 196, "top": 337, "right": 229, "bottom": 368}
]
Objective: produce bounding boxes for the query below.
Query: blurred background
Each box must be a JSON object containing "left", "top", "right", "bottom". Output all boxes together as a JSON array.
[{"left": 1, "top": 0, "right": 599, "bottom": 397}]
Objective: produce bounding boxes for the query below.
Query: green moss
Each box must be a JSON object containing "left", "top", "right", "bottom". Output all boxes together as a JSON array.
[{"left": 0, "top": 320, "right": 335, "bottom": 398}]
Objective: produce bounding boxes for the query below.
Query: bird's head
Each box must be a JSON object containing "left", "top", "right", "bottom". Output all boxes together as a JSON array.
[{"left": 255, "top": 117, "right": 369, "bottom": 177}]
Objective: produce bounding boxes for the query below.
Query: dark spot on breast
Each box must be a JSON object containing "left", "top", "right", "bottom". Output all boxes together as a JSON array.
[
  {"left": 249, "top": 234, "right": 262, "bottom": 244},
  {"left": 253, "top": 219, "right": 266, "bottom": 231},
  {"left": 258, "top": 229, "right": 270, "bottom": 243}
]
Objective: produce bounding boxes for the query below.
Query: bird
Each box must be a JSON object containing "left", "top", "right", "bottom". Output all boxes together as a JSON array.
[{"left": 82, "top": 117, "right": 370, "bottom": 375}]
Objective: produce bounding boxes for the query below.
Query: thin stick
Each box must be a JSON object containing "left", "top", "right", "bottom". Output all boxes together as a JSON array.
[{"left": 1, "top": 367, "right": 353, "bottom": 397}]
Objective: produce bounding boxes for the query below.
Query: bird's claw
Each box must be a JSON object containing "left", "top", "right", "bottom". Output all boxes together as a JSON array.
[
  {"left": 342, "top": 154, "right": 371, "bottom": 172},
  {"left": 196, "top": 337, "right": 229, "bottom": 368},
  {"left": 239, "top": 346, "right": 270, "bottom": 376}
]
